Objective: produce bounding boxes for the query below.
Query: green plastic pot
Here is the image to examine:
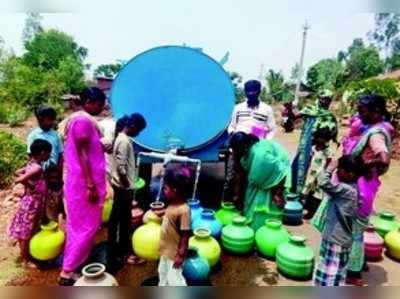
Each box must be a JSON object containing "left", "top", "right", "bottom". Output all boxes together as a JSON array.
[
  {"left": 255, "top": 220, "right": 290, "bottom": 259},
  {"left": 276, "top": 236, "right": 314, "bottom": 280},
  {"left": 134, "top": 177, "right": 146, "bottom": 190},
  {"left": 370, "top": 212, "right": 399, "bottom": 238},
  {"left": 221, "top": 216, "right": 255, "bottom": 254},
  {"left": 216, "top": 201, "right": 240, "bottom": 226},
  {"left": 250, "top": 206, "right": 283, "bottom": 231}
]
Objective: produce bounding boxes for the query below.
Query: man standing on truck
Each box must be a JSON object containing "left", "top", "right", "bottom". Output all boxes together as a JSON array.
[{"left": 223, "top": 80, "right": 277, "bottom": 206}]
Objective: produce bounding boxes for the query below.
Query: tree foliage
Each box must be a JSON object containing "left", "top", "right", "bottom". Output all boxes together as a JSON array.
[
  {"left": 345, "top": 79, "right": 400, "bottom": 129},
  {"left": 0, "top": 132, "right": 27, "bottom": 188},
  {"left": 344, "top": 47, "right": 384, "bottom": 81},
  {"left": 0, "top": 29, "right": 88, "bottom": 125},
  {"left": 386, "top": 53, "right": 400, "bottom": 71},
  {"left": 94, "top": 62, "right": 123, "bottom": 78},
  {"left": 22, "top": 13, "right": 43, "bottom": 45},
  {"left": 290, "top": 63, "right": 301, "bottom": 82},
  {"left": 229, "top": 71, "right": 245, "bottom": 103},
  {"left": 369, "top": 13, "right": 400, "bottom": 56},
  {"left": 23, "top": 29, "right": 87, "bottom": 72},
  {"left": 265, "top": 69, "right": 293, "bottom": 102},
  {"left": 306, "top": 58, "right": 345, "bottom": 92}
]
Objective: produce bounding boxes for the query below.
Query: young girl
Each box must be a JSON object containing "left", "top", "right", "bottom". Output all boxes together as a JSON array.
[
  {"left": 302, "top": 127, "right": 334, "bottom": 219},
  {"left": 313, "top": 156, "right": 362, "bottom": 286},
  {"left": 7, "top": 139, "right": 52, "bottom": 268},
  {"left": 158, "top": 166, "right": 193, "bottom": 286},
  {"left": 107, "top": 113, "right": 147, "bottom": 273}
]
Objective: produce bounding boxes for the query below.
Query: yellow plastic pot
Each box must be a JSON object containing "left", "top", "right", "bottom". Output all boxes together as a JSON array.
[
  {"left": 189, "top": 228, "right": 221, "bottom": 267},
  {"left": 102, "top": 198, "right": 113, "bottom": 223},
  {"left": 29, "top": 221, "right": 65, "bottom": 261},
  {"left": 132, "top": 214, "right": 162, "bottom": 261},
  {"left": 385, "top": 228, "right": 400, "bottom": 261}
]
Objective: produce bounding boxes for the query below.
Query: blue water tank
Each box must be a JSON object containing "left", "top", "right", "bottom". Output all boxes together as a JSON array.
[{"left": 110, "top": 46, "right": 235, "bottom": 161}]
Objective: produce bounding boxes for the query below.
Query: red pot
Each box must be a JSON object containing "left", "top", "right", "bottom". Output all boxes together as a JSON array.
[
  {"left": 131, "top": 200, "right": 144, "bottom": 228},
  {"left": 364, "top": 225, "right": 384, "bottom": 261}
]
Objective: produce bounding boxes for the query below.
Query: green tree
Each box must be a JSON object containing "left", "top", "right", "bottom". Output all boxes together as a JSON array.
[
  {"left": 229, "top": 71, "right": 244, "bottom": 103},
  {"left": 345, "top": 47, "right": 384, "bottom": 81},
  {"left": 23, "top": 29, "right": 88, "bottom": 71},
  {"left": 386, "top": 52, "right": 400, "bottom": 71},
  {"left": 94, "top": 62, "right": 123, "bottom": 78},
  {"left": 306, "top": 58, "right": 345, "bottom": 92},
  {"left": 290, "top": 63, "right": 301, "bottom": 82},
  {"left": 265, "top": 69, "right": 292, "bottom": 102},
  {"left": 369, "top": 13, "right": 400, "bottom": 57},
  {"left": 345, "top": 79, "right": 400, "bottom": 129},
  {"left": 337, "top": 38, "right": 365, "bottom": 62},
  {"left": 22, "top": 13, "right": 43, "bottom": 45},
  {"left": 0, "top": 29, "right": 88, "bottom": 121}
]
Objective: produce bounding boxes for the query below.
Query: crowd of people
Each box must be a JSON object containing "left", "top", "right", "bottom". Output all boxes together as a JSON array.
[{"left": 6, "top": 78, "right": 395, "bottom": 286}]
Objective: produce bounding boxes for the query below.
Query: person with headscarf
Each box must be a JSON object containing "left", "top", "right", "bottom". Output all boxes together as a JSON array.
[
  {"left": 228, "top": 132, "right": 291, "bottom": 230},
  {"left": 58, "top": 87, "right": 108, "bottom": 285},
  {"left": 342, "top": 94, "right": 394, "bottom": 286},
  {"left": 291, "top": 91, "right": 338, "bottom": 196},
  {"left": 224, "top": 80, "right": 277, "bottom": 202},
  {"left": 228, "top": 80, "right": 276, "bottom": 139}
]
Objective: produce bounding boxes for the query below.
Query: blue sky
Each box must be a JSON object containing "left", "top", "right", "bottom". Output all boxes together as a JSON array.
[{"left": 0, "top": 1, "right": 377, "bottom": 82}]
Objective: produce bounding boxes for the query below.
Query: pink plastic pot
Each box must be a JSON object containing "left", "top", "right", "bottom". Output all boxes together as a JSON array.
[{"left": 364, "top": 225, "right": 384, "bottom": 262}]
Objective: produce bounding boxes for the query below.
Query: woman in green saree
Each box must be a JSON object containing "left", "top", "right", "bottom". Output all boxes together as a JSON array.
[
  {"left": 228, "top": 132, "right": 292, "bottom": 230},
  {"left": 291, "top": 95, "right": 338, "bottom": 195}
]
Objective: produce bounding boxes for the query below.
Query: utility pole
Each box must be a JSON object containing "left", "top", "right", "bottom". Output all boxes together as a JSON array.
[{"left": 294, "top": 21, "right": 310, "bottom": 106}]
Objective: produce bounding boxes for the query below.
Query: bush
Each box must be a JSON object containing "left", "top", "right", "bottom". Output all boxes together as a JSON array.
[
  {"left": 0, "top": 132, "right": 27, "bottom": 188},
  {"left": 0, "top": 103, "right": 30, "bottom": 126}
]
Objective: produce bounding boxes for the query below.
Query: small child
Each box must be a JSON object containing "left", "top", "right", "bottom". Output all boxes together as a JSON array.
[
  {"left": 313, "top": 156, "right": 362, "bottom": 286},
  {"left": 27, "top": 106, "right": 63, "bottom": 170},
  {"left": 158, "top": 166, "right": 192, "bottom": 286},
  {"left": 302, "top": 127, "right": 334, "bottom": 219},
  {"left": 44, "top": 165, "right": 65, "bottom": 227},
  {"left": 7, "top": 139, "right": 52, "bottom": 268},
  {"left": 107, "top": 113, "right": 147, "bottom": 273}
]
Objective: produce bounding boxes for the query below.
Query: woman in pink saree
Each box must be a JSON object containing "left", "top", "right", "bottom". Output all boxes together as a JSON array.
[
  {"left": 59, "top": 87, "right": 107, "bottom": 285},
  {"left": 342, "top": 94, "right": 394, "bottom": 286}
]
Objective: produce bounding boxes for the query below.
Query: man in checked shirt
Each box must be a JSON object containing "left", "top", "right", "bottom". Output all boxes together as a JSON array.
[{"left": 223, "top": 80, "right": 277, "bottom": 207}]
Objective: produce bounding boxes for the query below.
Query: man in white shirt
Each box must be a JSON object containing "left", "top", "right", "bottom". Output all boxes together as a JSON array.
[
  {"left": 228, "top": 80, "right": 276, "bottom": 139},
  {"left": 223, "top": 80, "right": 276, "bottom": 204}
]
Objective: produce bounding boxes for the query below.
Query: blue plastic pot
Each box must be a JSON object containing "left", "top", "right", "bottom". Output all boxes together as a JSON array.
[
  {"left": 188, "top": 199, "right": 203, "bottom": 224},
  {"left": 183, "top": 248, "right": 210, "bottom": 284},
  {"left": 192, "top": 209, "right": 222, "bottom": 239},
  {"left": 283, "top": 193, "right": 303, "bottom": 225}
]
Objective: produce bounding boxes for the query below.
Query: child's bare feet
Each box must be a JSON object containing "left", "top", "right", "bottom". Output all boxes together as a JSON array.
[
  {"left": 24, "top": 261, "right": 37, "bottom": 269},
  {"left": 126, "top": 255, "right": 146, "bottom": 265}
]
